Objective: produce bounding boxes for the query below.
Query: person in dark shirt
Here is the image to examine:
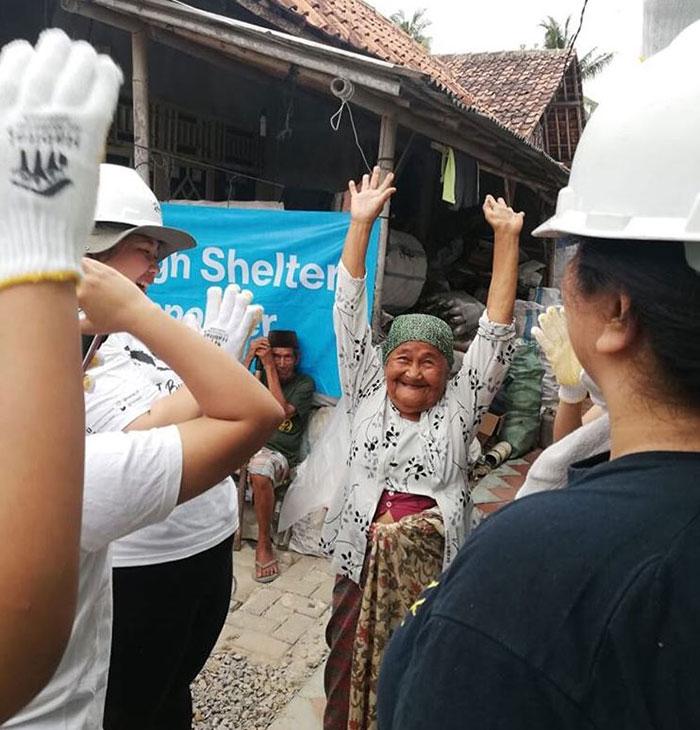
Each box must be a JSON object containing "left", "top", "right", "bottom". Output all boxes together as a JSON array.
[
  {"left": 378, "top": 451, "right": 700, "bottom": 730},
  {"left": 378, "top": 23, "right": 700, "bottom": 730},
  {"left": 244, "top": 330, "right": 315, "bottom": 582}
]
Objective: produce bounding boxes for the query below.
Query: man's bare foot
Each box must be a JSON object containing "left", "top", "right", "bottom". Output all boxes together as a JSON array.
[{"left": 254, "top": 542, "right": 279, "bottom": 583}]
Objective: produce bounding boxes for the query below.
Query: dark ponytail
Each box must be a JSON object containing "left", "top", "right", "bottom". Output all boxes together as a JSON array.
[{"left": 573, "top": 238, "right": 700, "bottom": 410}]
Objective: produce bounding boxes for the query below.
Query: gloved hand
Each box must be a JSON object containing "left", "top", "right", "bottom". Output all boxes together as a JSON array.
[
  {"left": 531, "top": 306, "right": 586, "bottom": 404},
  {"left": 0, "top": 29, "right": 122, "bottom": 290},
  {"left": 203, "top": 284, "right": 264, "bottom": 362},
  {"left": 181, "top": 312, "right": 202, "bottom": 332}
]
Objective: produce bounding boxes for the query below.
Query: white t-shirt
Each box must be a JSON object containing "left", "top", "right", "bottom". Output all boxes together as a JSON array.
[
  {"left": 85, "top": 333, "right": 238, "bottom": 567},
  {"left": 83, "top": 337, "right": 161, "bottom": 435},
  {"left": 4, "top": 427, "right": 182, "bottom": 729}
]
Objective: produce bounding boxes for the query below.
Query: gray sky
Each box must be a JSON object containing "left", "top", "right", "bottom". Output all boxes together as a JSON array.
[{"left": 366, "top": 0, "right": 644, "bottom": 102}]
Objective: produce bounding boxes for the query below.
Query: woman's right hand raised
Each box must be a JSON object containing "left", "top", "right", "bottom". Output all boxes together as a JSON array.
[
  {"left": 77, "top": 257, "right": 156, "bottom": 334},
  {"left": 349, "top": 165, "right": 396, "bottom": 224},
  {"left": 482, "top": 195, "right": 524, "bottom": 237}
]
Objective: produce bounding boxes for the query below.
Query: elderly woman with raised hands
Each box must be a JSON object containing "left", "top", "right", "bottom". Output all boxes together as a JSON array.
[{"left": 321, "top": 167, "right": 521, "bottom": 730}]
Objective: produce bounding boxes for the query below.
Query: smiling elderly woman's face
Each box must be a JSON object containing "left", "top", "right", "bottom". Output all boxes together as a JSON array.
[{"left": 385, "top": 341, "right": 449, "bottom": 420}]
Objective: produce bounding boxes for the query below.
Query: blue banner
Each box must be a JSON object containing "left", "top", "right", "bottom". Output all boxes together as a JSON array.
[{"left": 149, "top": 205, "right": 380, "bottom": 397}]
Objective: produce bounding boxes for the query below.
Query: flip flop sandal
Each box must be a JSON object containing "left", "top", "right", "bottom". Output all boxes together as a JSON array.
[{"left": 254, "top": 559, "right": 279, "bottom": 584}]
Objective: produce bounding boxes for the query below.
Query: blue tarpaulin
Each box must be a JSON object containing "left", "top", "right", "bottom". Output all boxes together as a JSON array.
[{"left": 149, "top": 204, "right": 380, "bottom": 397}]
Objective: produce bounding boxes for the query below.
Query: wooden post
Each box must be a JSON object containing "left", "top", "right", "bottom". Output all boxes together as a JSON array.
[
  {"left": 371, "top": 114, "right": 397, "bottom": 339},
  {"left": 504, "top": 177, "right": 518, "bottom": 206},
  {"left": 131, "top": 29, "right": 150, "bottom": 185}
]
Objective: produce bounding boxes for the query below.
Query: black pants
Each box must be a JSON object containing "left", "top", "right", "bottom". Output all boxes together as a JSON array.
[{"left": 103, "top": 535, "right": 233, "bottom": 730}]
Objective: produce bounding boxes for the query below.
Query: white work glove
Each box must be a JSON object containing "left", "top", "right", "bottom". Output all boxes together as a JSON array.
[
  {"left": 531, "top": 305, "right": 587, "bottom": 404},
  {"left": 0, "top": 29, "right": 122, "bottom": 290},
  {"left": 182, "top": 312, "right": 202, "bottom": 332},
  {"left": 203, "top": 284, "right": 264, "bottom": 361}
]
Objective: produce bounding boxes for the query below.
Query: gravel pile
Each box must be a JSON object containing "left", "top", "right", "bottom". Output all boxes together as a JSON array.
[{"left": 192, "top": 653, "right": 309, "bottom": 730}]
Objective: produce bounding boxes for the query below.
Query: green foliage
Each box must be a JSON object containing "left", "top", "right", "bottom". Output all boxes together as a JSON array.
[
  {"left": 390, "top": 8, "right": 432, "bottom": 50},
  {"left": 578, "top": 48, "right": 615, "bottom": 79},
  {"left": 538, "top": 14, "right": 614, "bottom": 80},
  {"left": 539, "top": 15, "right": 571, "bottom": 49}
]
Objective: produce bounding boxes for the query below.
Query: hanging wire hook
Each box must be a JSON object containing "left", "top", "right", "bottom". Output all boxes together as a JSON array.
[
  {"left": 329, "top": 77, "right": 373, "bottom": 173},
  {"left": 329, "top": 77, "right": 355, "bottom": 130}
]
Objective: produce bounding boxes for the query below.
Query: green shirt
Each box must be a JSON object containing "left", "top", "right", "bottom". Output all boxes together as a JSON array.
[{"left": 264, "top": 372, "right": 315, "bottom": 466}]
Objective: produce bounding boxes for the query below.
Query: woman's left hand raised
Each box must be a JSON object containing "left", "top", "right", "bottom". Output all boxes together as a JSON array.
[
  {"left": 483, "top": 195, "right": 524, "bottom": 237},
  {"left": 349, "top": 165, "right": 396, "bottom": 225}
]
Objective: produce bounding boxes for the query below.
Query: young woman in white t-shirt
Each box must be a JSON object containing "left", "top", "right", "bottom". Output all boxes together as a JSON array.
[{"left": 82, "top": 164, "right": 270, "bottom": 728}]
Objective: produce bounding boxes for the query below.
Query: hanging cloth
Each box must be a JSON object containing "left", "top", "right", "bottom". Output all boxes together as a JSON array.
[
  {"left": 440, "top": 146, "right": 457, "bottom": 205},
  {"left": 450, "top": 150, "right": 479, "bottom": 210}
]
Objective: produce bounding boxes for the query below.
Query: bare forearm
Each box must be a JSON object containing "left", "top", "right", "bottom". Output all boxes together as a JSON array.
[
  {"left": 128, "top": 304, "right": 282, "bottom": 425},
  {"left": 132, "top": 386, "right": 200, "bottom": 429},
  {"left": 264, "top": 364, "right": 293, "bottom": 415},
  {"left": 341, "top": 221, "right": 374, "bottom": 278},
  {"left": 0, "top": 283, "right": 84, "bottom": 720},
  {"left": 582, "top": 404, "right": 604, "bottom": 426},
  {"left": 486, "top": 233, "right": 519, "bottom": 324}
]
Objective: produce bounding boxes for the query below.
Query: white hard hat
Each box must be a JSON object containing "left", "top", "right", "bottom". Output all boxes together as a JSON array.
[
  {"left": 86, "top": 164, "right": 196, "bottom": 261},
  {"left": 533, "top": 20, "right": 700, "bottom": 272}
]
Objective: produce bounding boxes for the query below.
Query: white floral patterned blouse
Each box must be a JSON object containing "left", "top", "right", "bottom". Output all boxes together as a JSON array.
[{"left": 321, "top": 262, "right": 517, "bottom": 583}]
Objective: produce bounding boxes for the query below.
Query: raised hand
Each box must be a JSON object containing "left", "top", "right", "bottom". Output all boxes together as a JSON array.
[
  {"left": 202, "top": 284, "right": 264, "bottom": 362},
  {"left": 349, "top": 165, "right": 396, "bottom": 225},
  {"left": 251, "top": 337, "right": 273, "bottom": 365},
  {"left": 482, "top": 195, "right": 523, "bottom": 324},
  {"left": 0, "top": 29, "right": 122, "bottom": 290},
  {"left": 532, "top": 306, "right": 587, "bottom": 403},
  {"left": 483, "top": 195, "right": 525, "bottom": 237},
  {"left": 181, "top": 312, "right": 202, "bottom": 332},
  {"left": 341, "top": 166, "right": 397, "bottom": 277}
]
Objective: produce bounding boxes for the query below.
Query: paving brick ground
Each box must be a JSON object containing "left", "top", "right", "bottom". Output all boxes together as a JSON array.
[
  {"left": 191, "top": 541, "right": 333, "bottom": 728},
  {"left": 215, "top": 542, "right": 334, "bottom": 671},
  {"left": 471, "top": 449, "right": 542, "bottom": 523}
]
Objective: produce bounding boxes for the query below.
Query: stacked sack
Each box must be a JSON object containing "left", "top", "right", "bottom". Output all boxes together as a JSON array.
[{"left": 419, "top": 291, "right": 485, "bottom": 352}]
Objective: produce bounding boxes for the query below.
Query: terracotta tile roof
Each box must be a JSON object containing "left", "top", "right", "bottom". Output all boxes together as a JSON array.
[
  {"left": 251, "top": 0, "right": 478, "bottom": 109},
  {"left": 439, "top": 50, "right": 572, "bottom": 140}
]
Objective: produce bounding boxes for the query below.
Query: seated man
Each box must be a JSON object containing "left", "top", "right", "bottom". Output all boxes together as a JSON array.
[{"left": 244, "top": 330, "right": 315, "bottom": 582}]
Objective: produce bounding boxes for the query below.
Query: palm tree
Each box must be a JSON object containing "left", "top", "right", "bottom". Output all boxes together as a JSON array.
[
  {"left": 578, "top": 48, "right": 615, "bottom": 79},
  {"left": 539, "top": 15, "right": 614, "bottom": 80},
  {"left": 390, "top": 8, "right": 432, "bottom": 50},
  {"left": 539, "top": 15, "right": 570, "bottom": 50}
]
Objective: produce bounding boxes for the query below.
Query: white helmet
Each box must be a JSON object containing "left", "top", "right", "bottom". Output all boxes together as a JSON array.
[
  {"left": 86, "top": 164, "right": 196, "bottom": 261},
  {"left": 533, "top": 21, "right": 700, "bottom": 272}
]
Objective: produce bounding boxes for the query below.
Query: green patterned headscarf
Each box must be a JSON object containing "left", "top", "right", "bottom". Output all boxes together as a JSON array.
[{"left": 382, "top": 314, "right": 454, "bottom": 366}]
